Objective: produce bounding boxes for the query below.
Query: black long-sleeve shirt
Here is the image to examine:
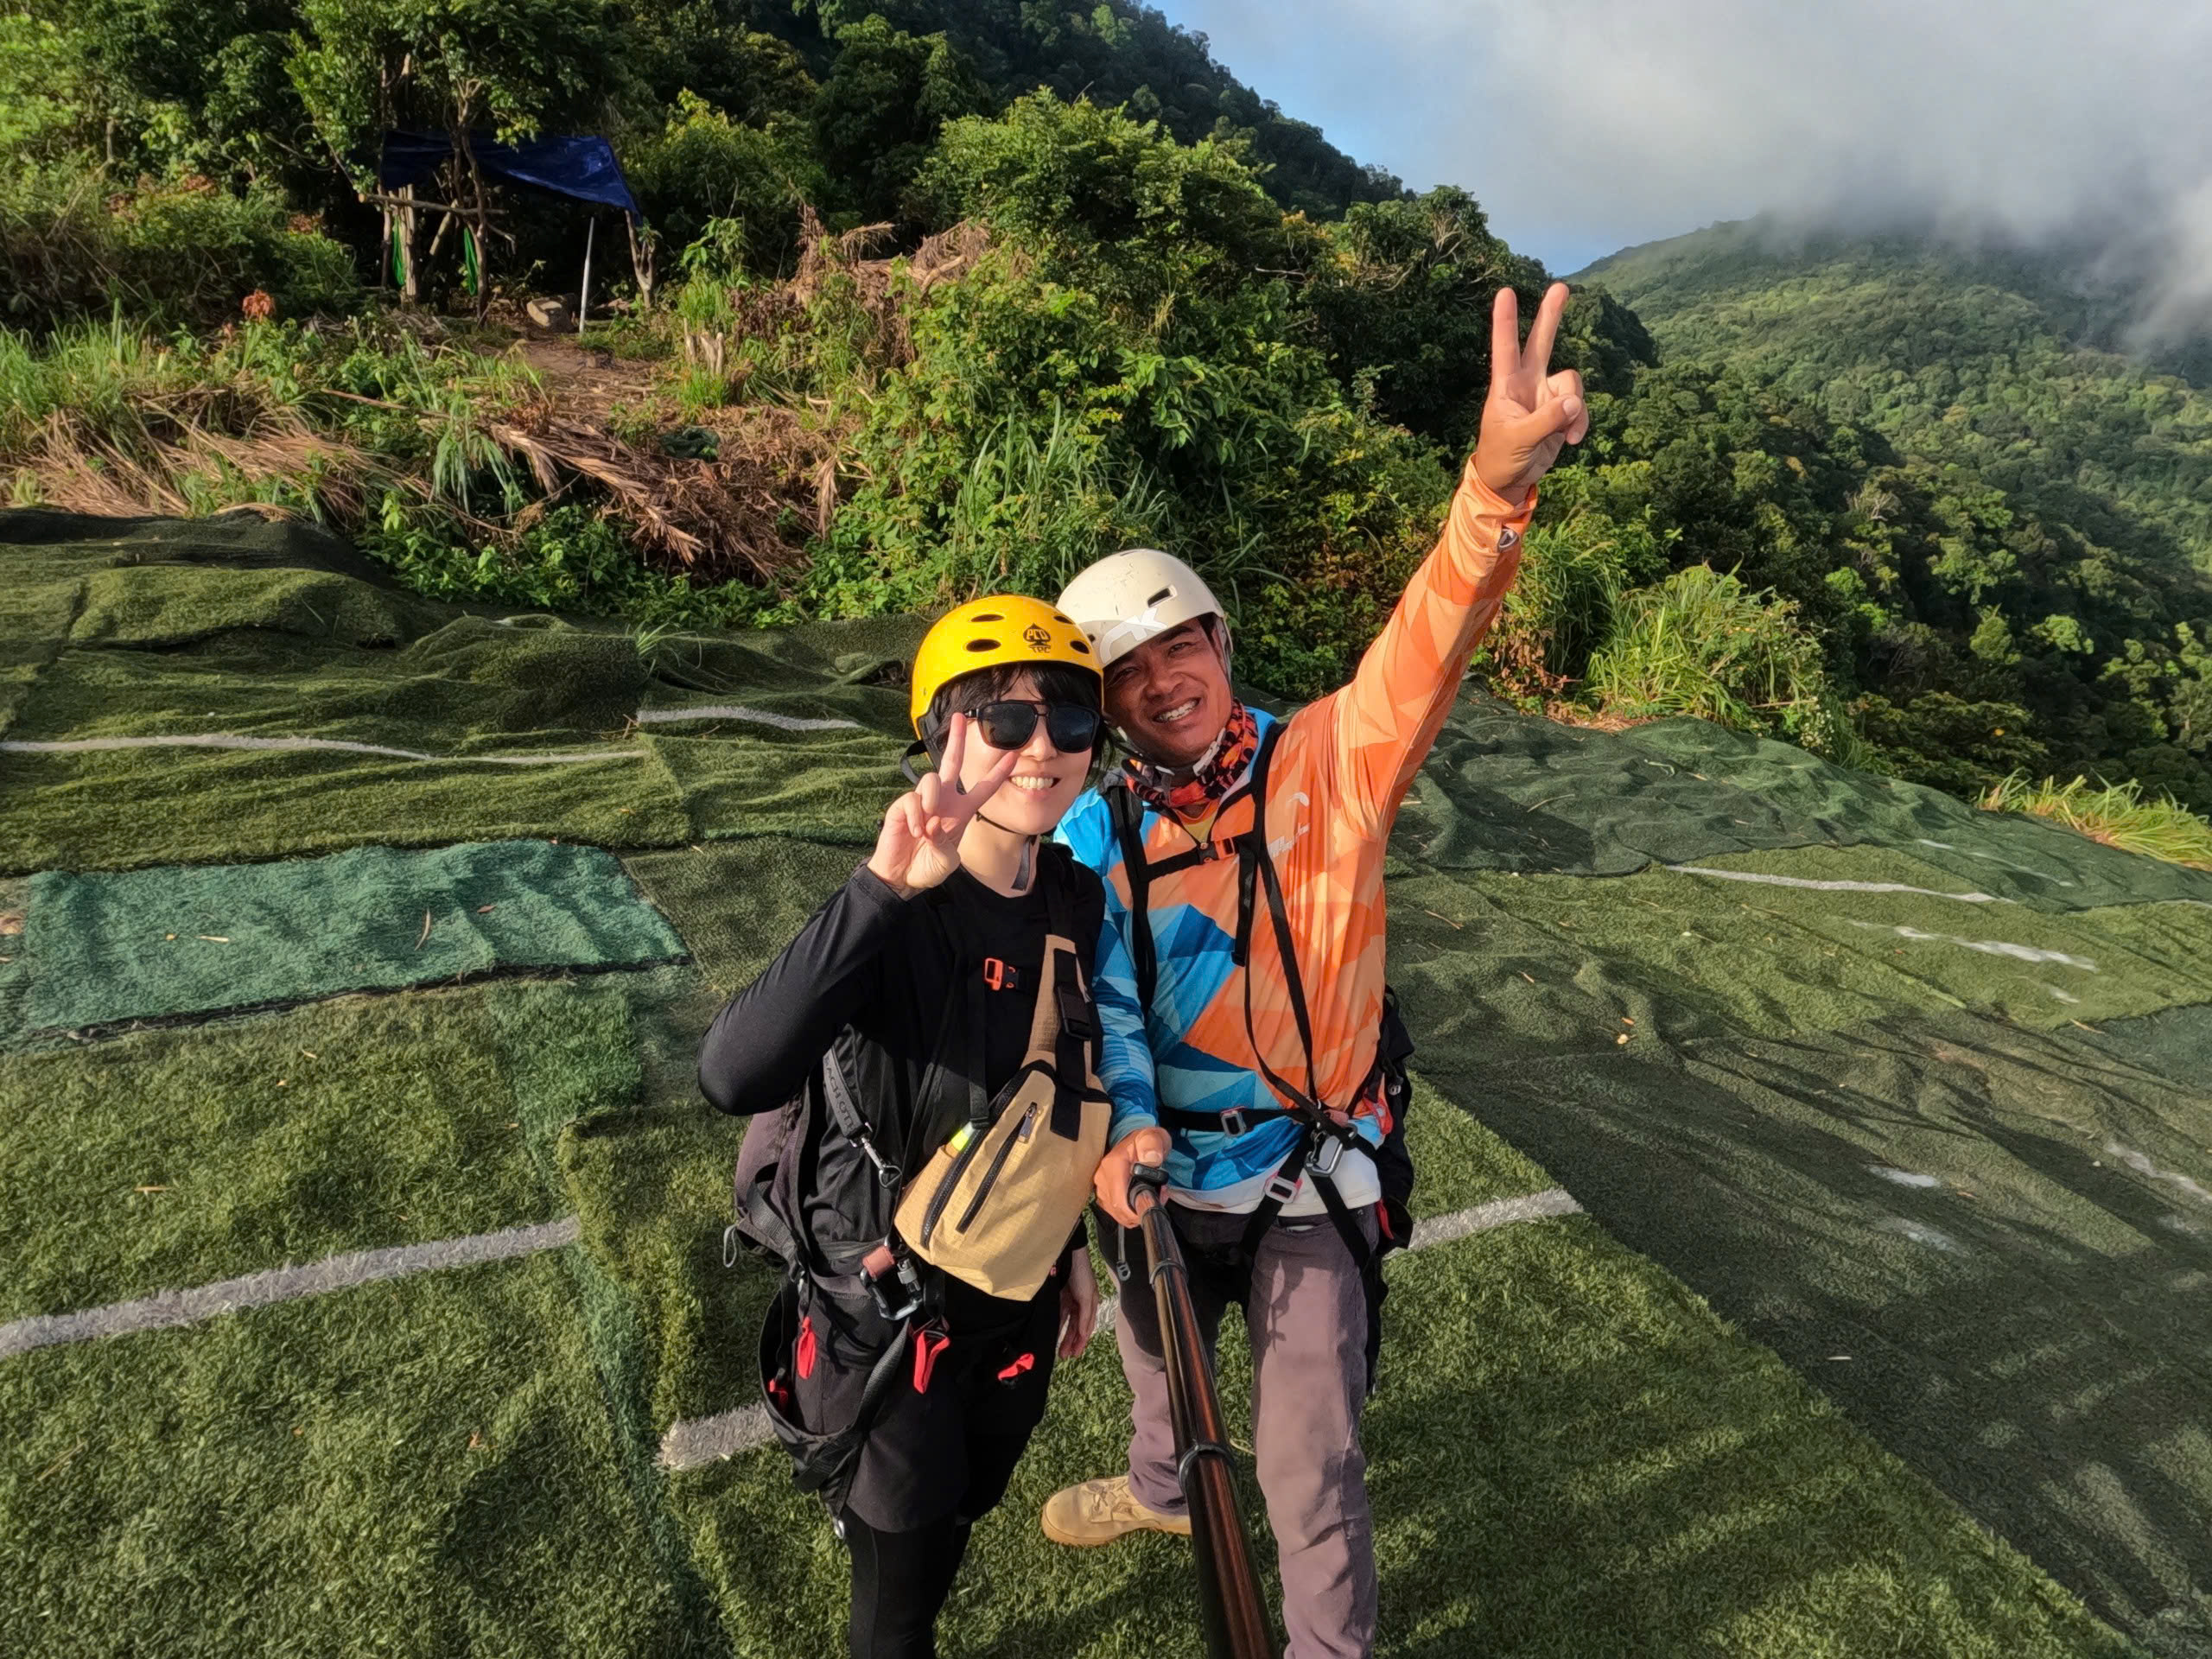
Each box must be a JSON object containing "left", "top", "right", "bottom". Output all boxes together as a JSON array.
[{"left": 700, "top": 855, "right": 1105, "bottom": 1319}]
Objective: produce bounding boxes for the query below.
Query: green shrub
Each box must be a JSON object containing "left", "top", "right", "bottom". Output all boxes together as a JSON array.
[
  {"left": 623, "top": 93, "right": 829, "bottom": 275},
  {"left": 362, "top": 503, "right": 790, "bottom": 628},
  {"left": 1587, "top": 563, "right": 1863, "bottom": 760},
  {"left": 1478, "top": 474, "right": 1673, "bottom": 700},
  {"left": 1853, "top": 691, "right": 2050, "bottom": 796},
  {"left": 1980, "top": 772, "right": 2212, "bottom": 869},
  {"left": 0, "top": 164, "right": 359, "bottom": 333}
]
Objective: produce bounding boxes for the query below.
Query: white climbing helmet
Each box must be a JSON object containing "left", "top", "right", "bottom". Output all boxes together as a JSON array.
[{"left": 1056, "top": 550, "right": 1226, "bottom": 671}]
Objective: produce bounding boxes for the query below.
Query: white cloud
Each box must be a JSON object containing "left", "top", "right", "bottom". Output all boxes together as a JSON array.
[{"left": 1170, "top": 0, "right": 2212, "bottom": 313}]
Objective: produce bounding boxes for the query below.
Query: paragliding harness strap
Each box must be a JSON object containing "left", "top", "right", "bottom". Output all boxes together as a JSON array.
[
  {"left": 752, "top": 1049, "right": 934, "bottom": 1514},
  {"left": 1105, "top": 722, "right": 1414, "bottom": 1387}
]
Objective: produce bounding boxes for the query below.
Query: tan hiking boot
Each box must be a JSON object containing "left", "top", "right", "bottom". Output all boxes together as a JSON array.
[{"left": 1040, "top": 1474, "right": 1192, "bottom": 1546}]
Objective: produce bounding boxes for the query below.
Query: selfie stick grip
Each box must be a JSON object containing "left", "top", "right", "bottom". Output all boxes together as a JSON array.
[{"left": 1131, "top": 1166, "right": 1274, "bottom": 1659}]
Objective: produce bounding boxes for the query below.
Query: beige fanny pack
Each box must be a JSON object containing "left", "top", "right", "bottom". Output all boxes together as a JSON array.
[{"left": 894, "top": 930, "right": 1109, "bottom": 1301}]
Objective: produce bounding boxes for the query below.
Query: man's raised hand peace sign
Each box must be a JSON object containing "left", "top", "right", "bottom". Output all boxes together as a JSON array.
[
  {"left": 866, "top": 713, "right": 1021, "bottom": 897},
  {"left": 1472, "top": 281, "right": 1590, "bottom": 504}
]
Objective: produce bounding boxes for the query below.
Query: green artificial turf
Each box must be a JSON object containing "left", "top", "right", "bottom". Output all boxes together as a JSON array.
[
  {"left": 1385, "top": 845, "right": 2212, "bottom": 1058},
  {"left": 623, "top": 839, "right": 867, "bottom": 996},
  {"left": 16, "top": 840, "right": 685, "bottom": 1036},
  {"left": 0, "top": 988, "right": 569, "bottom": 1321},
  {"left": 672, "top": 1182, "right": 2131, "bottom": 1658},
  {"left": 1422, "top": 1007, "right": 2212, "bottom": 1650},
  {"left": 0, "top": 1251, "right": 702, "bottom": 1657},
  {"left": 1403, "top": 696, "right": 2212, "bottom": 908}
]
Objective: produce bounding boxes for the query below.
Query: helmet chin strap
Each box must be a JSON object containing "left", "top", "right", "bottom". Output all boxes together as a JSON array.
[{"left": 969, "top": 808, "right": 1039, "bottom": 891}]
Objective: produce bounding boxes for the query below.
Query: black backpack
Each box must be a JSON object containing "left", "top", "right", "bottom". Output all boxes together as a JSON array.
[
  {"left": 1103, "top": 719, "right": 1416, "bottom": 1387},
  {"left": 726, "top": 848, "right": 1095, "bottom": 1509}
]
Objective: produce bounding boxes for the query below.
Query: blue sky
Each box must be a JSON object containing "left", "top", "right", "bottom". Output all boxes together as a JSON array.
[{"left": 1148, "top": 1, "right": 2212, "bottom": 296}]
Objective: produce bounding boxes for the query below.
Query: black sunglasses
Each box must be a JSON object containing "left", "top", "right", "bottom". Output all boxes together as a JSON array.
[{"left": 963, "top": 699, "right": 1103, "bottom": 754}]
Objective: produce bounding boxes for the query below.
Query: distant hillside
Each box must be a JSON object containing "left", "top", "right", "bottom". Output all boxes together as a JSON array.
[
  {"left": 762, "top": 0, "right": 1402, "bottom": 218},
  {"left": 1555, "top": 219, "right": 2212, "bottom": 812}
]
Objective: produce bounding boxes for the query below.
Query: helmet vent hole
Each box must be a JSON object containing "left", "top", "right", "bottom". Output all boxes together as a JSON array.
[
  {"left": 1146, "top": 587, "right": 1174, "bottom": 606},
  {"left": 969, "top": 611, "right": 1004, "bottom": 622},
  {"left": 1071, "top": 639, "right": 1090, "bottom": 652},
  {"left": 965, "top": 639, "right": 998, "bottom": 653},
  {"left": 1052, "top": 611, "right": 1073, "bottom": 624}
]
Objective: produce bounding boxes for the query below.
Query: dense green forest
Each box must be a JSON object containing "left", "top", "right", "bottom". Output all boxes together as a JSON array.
[
  {"left": 1578, "top": 222, "right": 2212, "bottom": 811},
  {"left": 3, "top": 3, "right": 2209, "bottom": 831}
]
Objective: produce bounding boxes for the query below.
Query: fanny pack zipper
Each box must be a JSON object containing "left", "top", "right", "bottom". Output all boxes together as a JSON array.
[{"left": 951, "top": 1098, "right": 1041, "bottom": 1236}]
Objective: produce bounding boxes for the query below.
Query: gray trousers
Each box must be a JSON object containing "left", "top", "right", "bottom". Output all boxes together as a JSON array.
[{"left": 1114, "top": 1205, "right": 1378, "bottom": 1659}]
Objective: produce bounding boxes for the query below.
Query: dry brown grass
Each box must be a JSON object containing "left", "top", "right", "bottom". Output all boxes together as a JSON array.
[
  {"left": 24, "top": 404, "right": 368, "bottom": 523},
  {"left": 486, "top": 407, "right": 801, "bottom": 579}
]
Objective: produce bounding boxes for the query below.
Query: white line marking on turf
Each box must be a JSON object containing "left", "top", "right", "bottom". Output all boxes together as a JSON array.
[
  {"left": 632, "top": 705, "right": 864, "bottom": 733},
  {"left": 1847, "top": 921, "right": 2097, "bottom": 969},
  {"left": 654, "top": 1186, "right": 1583, "bottom": 1472},
  {"left": 0, "top": 734, "right": 640, "bottom": 766},
  {"left": 2104, "top": 1143, "right": 2212, "bottom": 1208},
  {"left": 0, "top": 1217, "right": 581, "bottom": 1360},
  {"left": 1406, "top": 1186, "right": 1582, "bottom": 1248},
  {"left": 658, "top": 1404, "right": 776, "bottom": 1471},
  {"left": 1668, "top": 866, "right": 2005, "bottom": 903}
]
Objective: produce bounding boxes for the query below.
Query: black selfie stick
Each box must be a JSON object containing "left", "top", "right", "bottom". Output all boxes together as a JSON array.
[{"left": 1128, "top": 1161, "right": 1276, "bottom": 1659}]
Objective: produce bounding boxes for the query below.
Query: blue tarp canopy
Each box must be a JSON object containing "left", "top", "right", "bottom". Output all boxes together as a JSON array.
[{"left": 375, "top": 131, "right": 639, "bottom": 219}]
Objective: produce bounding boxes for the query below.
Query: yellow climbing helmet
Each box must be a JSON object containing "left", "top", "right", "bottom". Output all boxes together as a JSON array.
[{"left": 908, "top": 594, "right": 1099, "bottom": 736}]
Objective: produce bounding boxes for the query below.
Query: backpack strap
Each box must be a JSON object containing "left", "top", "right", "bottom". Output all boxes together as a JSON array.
[
  {"left": 1036, "top": 844, "right": 1102, "bottom": 1141},
  {"left": 1104, "top": 777, "right": 1223, "bottom": 1011},
  {"left": 1104, "top": 779, "right": 1158, "bottom": 1009},
  {"left": 1225, "top": 721, "right": 1373, "bottom": 1281}
]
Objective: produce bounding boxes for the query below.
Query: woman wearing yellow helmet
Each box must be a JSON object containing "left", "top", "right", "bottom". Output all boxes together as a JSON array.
[{"left": 701, "top": 594, "right": 1135, "bottom": 1659}]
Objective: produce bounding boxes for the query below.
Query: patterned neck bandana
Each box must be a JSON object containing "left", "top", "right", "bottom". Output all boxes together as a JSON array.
[{"left": 1124, "top": 700, "right": 1258, "bottom": 824}]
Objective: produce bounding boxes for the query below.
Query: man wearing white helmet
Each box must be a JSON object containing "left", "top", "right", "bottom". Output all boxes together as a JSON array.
[{"left": 1043, "top": 283, "right": 1589, "bottom": 1656}]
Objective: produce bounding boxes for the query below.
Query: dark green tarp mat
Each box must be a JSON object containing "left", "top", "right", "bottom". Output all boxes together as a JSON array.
[
  {"left": 10, "top": 512, "right": 2212, "bottom": 1654},
  {"left": 10, "top": 840, "right": 686, "bottom": 1037}
]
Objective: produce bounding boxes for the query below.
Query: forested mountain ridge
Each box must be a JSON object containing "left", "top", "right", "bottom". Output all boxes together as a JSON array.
[
  {"left": 6, "top": 3, "right": 2209, "bottom": 836},
  {"left": 1556, "top": 219, "right": 2212, "bottom": 813}
]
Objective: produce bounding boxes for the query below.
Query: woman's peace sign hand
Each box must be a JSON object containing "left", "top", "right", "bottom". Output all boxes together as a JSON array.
[
  {"left": 1472, "top": 281, "right": 1589, "bottom": 504},
  {"left": 866, "top": 713, "right": 1021, "bottom": 897}
]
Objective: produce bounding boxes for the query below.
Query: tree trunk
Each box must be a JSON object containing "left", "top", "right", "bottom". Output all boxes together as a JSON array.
[
  {"left": 627, "top": 217, "right": 657, "bottom": 312},
  {"left": 398, "top": 185, "right": 422, "bottom": 306}
]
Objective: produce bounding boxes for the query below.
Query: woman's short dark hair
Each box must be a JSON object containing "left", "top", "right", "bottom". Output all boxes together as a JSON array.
[{"left": 921, "top": 661, "right": 1102, "bottom": 763}]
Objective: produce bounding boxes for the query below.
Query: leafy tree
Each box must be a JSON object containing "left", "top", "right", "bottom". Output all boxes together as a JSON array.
[{"left": 810, "top": 14, "right": 989, "bottom": 224}]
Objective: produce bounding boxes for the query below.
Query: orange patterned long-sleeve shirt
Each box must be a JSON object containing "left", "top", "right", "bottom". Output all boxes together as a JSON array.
[{"left": 1059, "top": 458, "right": 1535, "bottom": 1213}]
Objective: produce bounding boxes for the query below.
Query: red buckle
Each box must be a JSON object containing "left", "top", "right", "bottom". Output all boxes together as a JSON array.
[
  {"left": 913, "top": 1329, "right": 950, "bottom": 1393},
  {"left": 982, "top": 957, "right": 1020, "bottom": 991},
  {"left": 996, "top": 1352, "right": 1035, "bottom": 1382},
  {"left": 796, "top": 1314, "right": 817, "bottom": 1380}
]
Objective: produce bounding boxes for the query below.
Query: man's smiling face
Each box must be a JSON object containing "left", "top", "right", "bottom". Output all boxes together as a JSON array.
[{"left": 1103, "top": 619, "right": 1233, "bottom": 769}]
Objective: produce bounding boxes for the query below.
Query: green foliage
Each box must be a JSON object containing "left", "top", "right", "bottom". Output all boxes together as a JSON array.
[
  {"left": 363, "top": 503, "right": 788, "bottom": 628},
  {"left": 1, "top": 166, "right": 359, "bottom": 330},
  {"left": 809, "top": 13, "right": 989, "bottom": 223},
  {"left": 288, "top": 0, "right": 624, "bottom": 169},
  {"left": 622, "top": 92, "right": 827, "bottom": 273},
  {"left": 1853, "top": 691, "right": 2049, "bottom": 797},
  {"left": 1586, "top": 219, "right": 2212, "bottom": 811},
  {"left": 1587, "top": 563, "right": 1861, "bottom": 760},
  {"left": 1293, "top": 186, "right": 1543, "bottom": 451},
  {"left": 1980, "top": 772, "right": 2212, "bottom": 870},
  {"left": 798, "top": 0, "right": 1400, "bottom": 218},
  {"left": 798, "top": 100, "right": 1457, "bottom": 695},
  {"left": 918, "top": 90, "right": 1285, "bottom": 304},
  {"left": 1478, "top": 482, "right": 1670, "bottom": 700}
]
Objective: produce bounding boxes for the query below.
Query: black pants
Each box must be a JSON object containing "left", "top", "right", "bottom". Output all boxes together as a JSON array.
[
  {"left": 806, "top": 1274, "right": 1064, "bottom": 1656},
  {"left": 842, "top": 1510, "right": 972, "bottom": 1659}
]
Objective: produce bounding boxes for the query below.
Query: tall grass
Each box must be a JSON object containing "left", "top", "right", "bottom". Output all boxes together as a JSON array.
[
  {"left": 0, "top": 314, "right": 540, "bottom": 524},
  {"left": 1586, "top": 563, "right": 1864, "bottom": 762},
  {"left": 1979, "top": 773, "right": 2212, "bottom": 868},
  {"left": 940, "top": 402, "right": 1174, "bottom": 598}
]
